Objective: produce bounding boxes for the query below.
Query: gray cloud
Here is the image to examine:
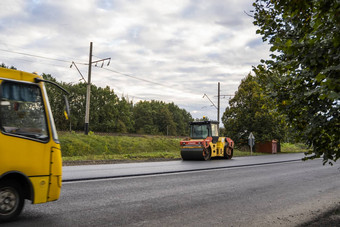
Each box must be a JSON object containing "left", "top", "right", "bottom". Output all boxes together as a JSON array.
[{"left": 0, "top": 0, "right": 270, "bottom": 121}]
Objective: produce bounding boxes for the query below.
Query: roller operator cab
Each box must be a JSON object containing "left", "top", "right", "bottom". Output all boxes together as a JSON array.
[
  {"left": 180, "top": 121, "right": 234, "bottom": 160},
  {"left": 0, "top": 68, "right": 69, "bottom": 222}
]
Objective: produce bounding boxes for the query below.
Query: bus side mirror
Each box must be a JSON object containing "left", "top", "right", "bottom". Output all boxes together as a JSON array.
[{"left": 64, "top": 95, "right": 70, "bottom": 120}]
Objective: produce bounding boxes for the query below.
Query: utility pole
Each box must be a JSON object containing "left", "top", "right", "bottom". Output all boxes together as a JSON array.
[
  {"left": 204, "top": 82, "right": 234, "bottom": 122},
  {"left": 217, "top": 82, "right": 220, "bottom": 123},
  {"left": 203, "top": 82, "right": 222, "bottom": 122},
  {"left": 203, "top": 82, "right": 221, "bottom": 122},
  {"left": 206, "top": 82, "right": 234, "bottom": 123},
  {"left": 218, "top": 92, "right": 234, "bottom": 127},
  {"left": 82, "top": 42, "right": 111, "bottom": 135},
  {"left": 84, "top": 42, "right": 93, "bottom": 135}
]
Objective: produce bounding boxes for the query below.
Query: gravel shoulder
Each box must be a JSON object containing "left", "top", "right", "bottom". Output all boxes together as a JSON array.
[{"left": 298, "top": 203, "right": 340, "bottom": 227}]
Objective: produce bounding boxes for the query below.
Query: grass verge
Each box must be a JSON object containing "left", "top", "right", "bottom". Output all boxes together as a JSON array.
[
  {"left": 281, "top": 143, "right": 310, "bottom": 153},
  {"left": 60, "top": 132, "right": 182, "bottom": 162},
  {"left": 59, "top": 132, "right": 307, "bottom": 164}
]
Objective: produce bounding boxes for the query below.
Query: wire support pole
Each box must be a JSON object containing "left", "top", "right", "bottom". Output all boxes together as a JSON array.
[
  {"left": 218, "top": 82, "right": 220, "bottom": 123},
  {"left": 70, "top": 61, "right": 87, "bottom": 83},
  {"left": 84, "top": 42, "right": 93, "bottom": 135},
  {"left": 203, "top": 93, "right": 217, "bottom": 110},
  {"left": 82, "top": 42, "right": 111, "bottom": 135}
]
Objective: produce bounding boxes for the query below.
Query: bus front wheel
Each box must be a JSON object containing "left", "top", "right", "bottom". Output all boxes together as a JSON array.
[{"left": 0, "top": 180, "right": 25, "bottom": 222}]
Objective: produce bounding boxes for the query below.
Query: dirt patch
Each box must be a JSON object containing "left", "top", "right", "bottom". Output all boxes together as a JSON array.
[{"left": 298, "top": 203, "right": 340, "bottom": 227}]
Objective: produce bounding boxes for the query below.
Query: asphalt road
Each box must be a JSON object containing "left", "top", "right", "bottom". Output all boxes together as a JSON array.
[
  {"left": 5, "top": 155, "right": 340, "bottom": 226},
  {"left": 62, "top": 153, "right": 305, "bottom": 181}
]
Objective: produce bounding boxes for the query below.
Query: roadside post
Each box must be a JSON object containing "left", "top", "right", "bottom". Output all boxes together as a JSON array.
[{"left": 248, "top": 132, "right": 255, "bottom": 155}]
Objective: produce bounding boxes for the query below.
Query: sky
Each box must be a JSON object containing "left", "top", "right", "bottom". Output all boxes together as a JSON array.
[{"left": 0, "top": 0, "right": 270, "bottom": 123}]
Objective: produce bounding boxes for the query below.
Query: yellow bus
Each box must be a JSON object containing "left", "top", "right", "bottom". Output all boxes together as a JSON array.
[{"left": 0, "top": 68, "right": 69, "bottom": 221}]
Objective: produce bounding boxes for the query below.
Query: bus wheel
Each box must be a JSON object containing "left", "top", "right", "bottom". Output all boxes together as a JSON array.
[{"left": 0, "top": 180, "right": 25, "bottom": 222}]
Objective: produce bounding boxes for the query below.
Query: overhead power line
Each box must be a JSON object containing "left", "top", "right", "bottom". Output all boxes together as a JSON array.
[
  {"left": 1, "top": 47, "right": 174, "bottom": 89},
  {"left": 1, "top": 46, "right": 181, "bottom": 93},
  {"left": 99, "top": 66, "right": 166, "bottom": 88},
  {"left": 1, "top": 47, "right": 195, "bottom": 93},
  {"left": 1, "top": 46, "right": 211, "bottom": 104},
  {"left": 0, "top": 48, "right": 86, "bottom": 65}
]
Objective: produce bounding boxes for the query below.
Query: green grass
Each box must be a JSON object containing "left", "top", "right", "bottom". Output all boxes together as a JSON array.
[
  {"left": 59, "top": 132, "right": 307, "bottom": 163},
  {"left": 60, "top": 132, "right": 182, "bottom": 162},
  {"left": 281, "top": 142, "right": 310, "bottom": 153}
]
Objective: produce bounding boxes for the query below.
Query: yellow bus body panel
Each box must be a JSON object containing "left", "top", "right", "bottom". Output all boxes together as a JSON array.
[
  {"left": 48, "top": 147, "right": 63, "bottom": 201},
  {"left": 29, "top": 176, "right": 50, "bottom": 204},
  {"left": 0, "top": 68, "right": 62, "bottom": 204},
  {"left": 0, "top": 136, "right": 51, "bottom": 176}
]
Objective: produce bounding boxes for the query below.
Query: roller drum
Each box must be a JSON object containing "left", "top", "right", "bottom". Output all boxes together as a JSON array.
[{"left": 181, "top": 148, "right": 205, "bottom": 160}]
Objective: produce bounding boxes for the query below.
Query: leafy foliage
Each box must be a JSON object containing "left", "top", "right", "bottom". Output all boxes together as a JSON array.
[
  {"left": 42, "top": 74, "right": 192, "bottom": 136},
  {"left": 252, "top": 0, "right": 340, "bottom": 163},
  {"left": 0, "top": 63, "right": 16, "bottom": 70},
  {"left": 222, "top": 74, "right": 287, "bottom": 146},
  {"left": 133, "top": 100, "right": 192, "bottom": 135}
]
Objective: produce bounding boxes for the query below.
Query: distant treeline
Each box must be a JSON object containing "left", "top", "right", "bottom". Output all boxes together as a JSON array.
[{"left": 43, "top": 74, "right": 193, "bottom": 136}]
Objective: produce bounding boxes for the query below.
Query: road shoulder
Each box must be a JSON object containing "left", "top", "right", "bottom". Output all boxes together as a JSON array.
[{"left": 298, "top": 202, "right": 340, "bottom": 227}]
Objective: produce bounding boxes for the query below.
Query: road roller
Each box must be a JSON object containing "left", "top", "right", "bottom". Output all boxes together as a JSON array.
[{"left": 180, "top": 120, "right": 234, "bottom": 160}]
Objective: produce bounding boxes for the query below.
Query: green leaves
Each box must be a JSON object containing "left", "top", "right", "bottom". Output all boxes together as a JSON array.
[
  {"left": 252, "top": 0, "right": 340, "bottom": 163},
  {"left": 222, "top": 74, "right": 287, "bottom": 146},
  {"left": 285, "top": 39, "right": 292, "bottom": 47},
  {"left": 133, "top": 100, "right": 192, "bottom": 136}
]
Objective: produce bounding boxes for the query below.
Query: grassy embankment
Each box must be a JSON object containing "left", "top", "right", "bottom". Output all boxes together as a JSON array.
[{"left": 59, "top": 132, "right": 308, "bottom": 163}]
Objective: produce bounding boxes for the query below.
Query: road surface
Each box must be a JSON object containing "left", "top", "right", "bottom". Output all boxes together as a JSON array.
[
  {"left": 5, "top": 154, "right": 340, "bottom": 226},
  {"left": 62, "top": 153, "right": 305, "bottom": 181}
]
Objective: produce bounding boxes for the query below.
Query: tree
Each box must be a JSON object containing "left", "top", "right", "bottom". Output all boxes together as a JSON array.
[
  {"left": 0, "top": 63, "right": 17, "bottom": 70},
  {"left": 90, "top": 85, "right": 120, "bottom": 132},
  {"left": 168, "top": 102, "right": 192, "bottom": 135},
  {"left": 222, "top": 74, "right": 286, "bottom": 146},
  {"left": 252, "top": 0, "right": 340, "bottom": 163},
  {"left": 115, "top": 96, "right": 134, "bottom": 133},
  {"left": 133, "top": 101, "right": 158, "bottom": 134},
  {"left": 133, "top": 100, "right": 193, "bottom": 136}
]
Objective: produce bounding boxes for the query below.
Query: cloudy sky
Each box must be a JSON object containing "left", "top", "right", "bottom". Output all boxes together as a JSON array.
[{"left": 0, "top": 0, "right": 270, "bottom": 122}]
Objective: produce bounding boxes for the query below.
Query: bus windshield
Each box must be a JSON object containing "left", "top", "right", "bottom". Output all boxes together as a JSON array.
[{"left": 0, "top": 82, "right": 49, "bottom": 141}]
